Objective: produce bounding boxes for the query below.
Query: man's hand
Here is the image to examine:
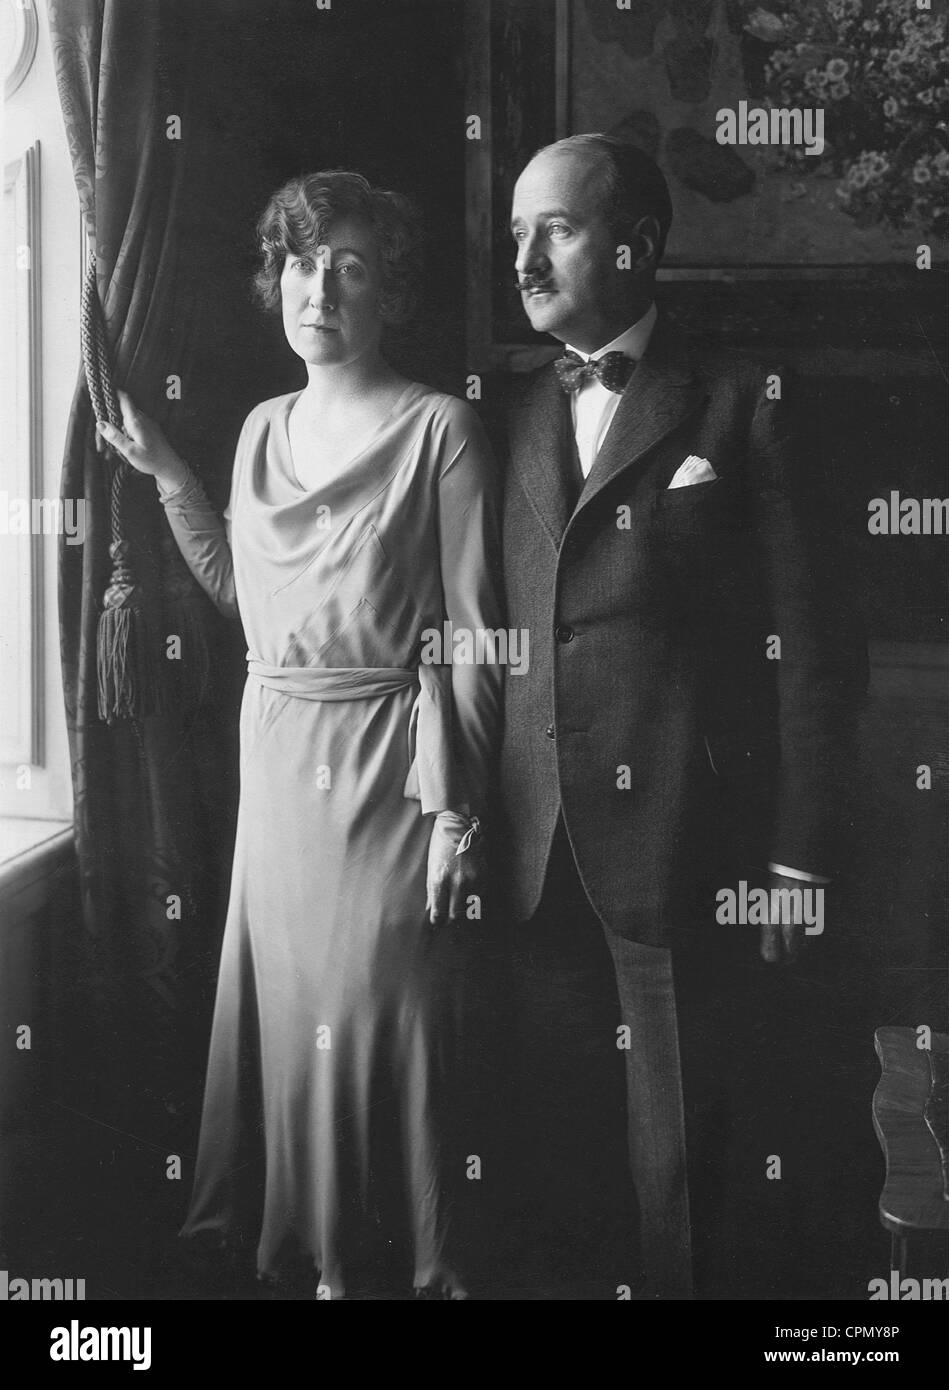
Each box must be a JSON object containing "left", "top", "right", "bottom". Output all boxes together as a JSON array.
[
  {"left": 96, "top": 390, "right": 189, "bottom": 491},
  {"left": 426, "top": 815, "right": 485, "bottom": 928},
  {"left": 759, "top": 871, "right": 814, "bottom": 964}
]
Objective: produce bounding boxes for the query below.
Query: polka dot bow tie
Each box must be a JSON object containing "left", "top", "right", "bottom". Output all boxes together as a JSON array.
[{"left": 554, "top": 350, "right": 635, "bottom": 395}]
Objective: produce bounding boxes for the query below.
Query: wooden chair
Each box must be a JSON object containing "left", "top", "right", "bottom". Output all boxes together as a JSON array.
[{"left": 873, "top": 1026, "right": 949, "bottom": 1278}]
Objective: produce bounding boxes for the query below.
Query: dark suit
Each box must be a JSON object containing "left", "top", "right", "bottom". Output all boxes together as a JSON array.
[{"left": 497, "top": 314, "right": 864, "bottom": 1297}]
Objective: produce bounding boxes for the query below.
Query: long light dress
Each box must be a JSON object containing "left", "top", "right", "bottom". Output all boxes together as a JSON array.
[{"left": 161, "top": 382, "right": 503, "bottom": 1297}]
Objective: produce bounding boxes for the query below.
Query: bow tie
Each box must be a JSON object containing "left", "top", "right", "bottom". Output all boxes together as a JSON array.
[{"left": 554, "top": 350, "right": 635, "bottom": 395}]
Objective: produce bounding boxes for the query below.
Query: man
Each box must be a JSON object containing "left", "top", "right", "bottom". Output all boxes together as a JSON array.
[{"left": 497, "top": 134, "right": 863, "bottom": 1299}]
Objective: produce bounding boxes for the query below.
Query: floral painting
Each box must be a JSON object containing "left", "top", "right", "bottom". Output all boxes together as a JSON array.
[
  {"left": 766, "top": 0, "right": 949, "bottom": 241},
  {"left": 570, "top": 0, "right": 949, "bottom": 267}
]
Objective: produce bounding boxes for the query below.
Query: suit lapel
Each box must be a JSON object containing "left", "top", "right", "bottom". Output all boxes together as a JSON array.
[
  {"left": 508, "top": 363, "right": 575, "bottom": 551},
  {"left": 507, "top": 316, "right": 707, "bottom": 548},
  {"left": 575, "top": 316, "right": 707, "bottom": 515}
]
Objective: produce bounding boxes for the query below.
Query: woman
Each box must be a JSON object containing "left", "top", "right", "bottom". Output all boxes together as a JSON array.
[{"left": 98, "top": 171, "right": 502, "bottom": 1299}]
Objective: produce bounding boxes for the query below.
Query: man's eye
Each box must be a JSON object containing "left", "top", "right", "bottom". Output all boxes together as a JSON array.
[
  {"left": 512, "top": 228, "right": 526, "bottom": 242},
  {"left": 336, "top": 263, "right": 361, "bottom": 277},
  {"left": 548, "top": 223, "right": 571, "bottom": 237}
]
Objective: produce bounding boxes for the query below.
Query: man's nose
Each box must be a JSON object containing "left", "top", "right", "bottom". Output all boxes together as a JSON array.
[{"left": 515, "top": 234, "right": 548, "bottom": 277}]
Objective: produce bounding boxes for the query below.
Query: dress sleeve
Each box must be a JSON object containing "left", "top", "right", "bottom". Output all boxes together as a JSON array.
[
  {"left": 157, "top": 467, "right": 238, "bottom": 621},
  {"left": 436, "top": 403, "right": 505, "bottom": 821}
]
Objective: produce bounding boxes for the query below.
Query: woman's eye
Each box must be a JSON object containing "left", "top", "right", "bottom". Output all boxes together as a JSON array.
[{"left": 292, "top": 259, "right": 312, "bottom": 274}]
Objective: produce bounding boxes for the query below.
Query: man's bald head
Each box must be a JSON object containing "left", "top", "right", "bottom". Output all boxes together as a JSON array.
[
  {"left": 528, "top": 135, "right": 673, "bottom": 264},
  {"left": 511, "top": 135, "right": 671, "bottom": 352}
]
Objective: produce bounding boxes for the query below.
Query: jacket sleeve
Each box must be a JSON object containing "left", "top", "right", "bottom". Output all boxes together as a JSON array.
[{"left": 746, "top": 365, "right": 868, "bottom": 878}]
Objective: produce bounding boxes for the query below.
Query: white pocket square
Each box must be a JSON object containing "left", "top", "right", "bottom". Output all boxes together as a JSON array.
[{"left": 667, "top": 455, "right": 718, "bottom": 488}]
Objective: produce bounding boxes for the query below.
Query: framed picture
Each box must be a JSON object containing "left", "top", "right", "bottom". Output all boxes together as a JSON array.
[{"left": 466, "top": 0, "right": 948, "bottom": 370}]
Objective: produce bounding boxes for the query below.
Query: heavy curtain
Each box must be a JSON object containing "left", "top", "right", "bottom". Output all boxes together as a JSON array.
[{"left": 50, "top": 0, "right": 243, "bottom": 1143}]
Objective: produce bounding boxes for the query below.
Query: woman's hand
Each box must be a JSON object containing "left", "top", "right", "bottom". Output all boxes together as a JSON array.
[
  {"left": 426, "top": 812, "right": 486, "bottom": 928},
  {"left": 96, "top": 390, "right": 190, "bottom": 492}
]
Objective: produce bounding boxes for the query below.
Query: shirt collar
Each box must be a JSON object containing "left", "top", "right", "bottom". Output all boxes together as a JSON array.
[{"left": 565, "top": 302, "right": 658, "bottom": 364}]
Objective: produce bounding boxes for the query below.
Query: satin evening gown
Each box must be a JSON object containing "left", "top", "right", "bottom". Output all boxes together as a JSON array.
[{"left": 163, "top": 384, "right": 502, "bottom": 1297}]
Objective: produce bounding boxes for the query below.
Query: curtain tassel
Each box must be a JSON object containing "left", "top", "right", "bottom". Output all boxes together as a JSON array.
[
  {"left": 96, "top": 540, "right": 164, "bottom": 724},
  {"left": 82, "top": 250, "right": 167, "bottom": 724}
]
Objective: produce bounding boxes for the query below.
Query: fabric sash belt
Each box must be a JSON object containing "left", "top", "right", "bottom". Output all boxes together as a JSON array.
[{"left": 246, "top": 658, "right": 453, "bottom": 814}]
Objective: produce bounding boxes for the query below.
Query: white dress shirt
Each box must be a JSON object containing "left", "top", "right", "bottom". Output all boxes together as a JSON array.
[
  {"left": 564, "top": 303, "right": 828, "bottom": 890},
  {"left": 565, "top": 302, "right": 658, "bottom": 477}
]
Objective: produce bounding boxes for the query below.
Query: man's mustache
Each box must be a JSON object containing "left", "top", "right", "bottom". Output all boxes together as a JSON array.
[{"left": 516, "top": 275, "right": 555, "bottom": 292}]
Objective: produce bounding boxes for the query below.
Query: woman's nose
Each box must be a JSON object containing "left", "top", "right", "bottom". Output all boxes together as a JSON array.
[{"left": 309, "top": 267, "right": 337, "bottom": 307}]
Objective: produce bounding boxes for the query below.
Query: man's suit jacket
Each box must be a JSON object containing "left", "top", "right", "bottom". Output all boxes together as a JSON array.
[{"left": 498, "top": 313, "right": 866, "bottom": 945}]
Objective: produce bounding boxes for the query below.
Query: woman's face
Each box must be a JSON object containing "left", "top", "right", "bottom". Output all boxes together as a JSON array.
[{"left": 280, "top": 215, "right": 388, "bottom": 369}]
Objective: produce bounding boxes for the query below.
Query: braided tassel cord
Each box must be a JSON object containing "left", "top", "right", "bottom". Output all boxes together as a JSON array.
[{"left": 81, "top": 252, "right": 164, "bottom": 724}]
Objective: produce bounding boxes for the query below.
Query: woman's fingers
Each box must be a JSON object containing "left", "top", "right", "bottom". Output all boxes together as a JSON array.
[
  {"left": 96, "top": 420, "right": 134, "bottom": 461},
  {"left": 426, "top": 826, "right": 484, "bottom": 928},
  {"left": 96, "top": 398, "right": 177, "bottom": 479},
  {"left": 427, "top": 863, "right": 448, "bottom": 926},
  {"left": 429, "top": 864, "right": 471, "bottom": 927},
  {"left": 441, "top": 862, "right": 482, "bottom": 926},
  {"left": 448, "top": 863, "right": 475, "bottom": 922},
  {"left": 96, "top": 418, "right": 158, "bottom": 477},
  {"left": 117, "top": 390, "right": 147, "bottom": 444}
]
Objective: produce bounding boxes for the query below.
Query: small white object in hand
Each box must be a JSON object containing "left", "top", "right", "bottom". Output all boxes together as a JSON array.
[{"left": 455, "top": 816, "right": 481, "bottom": 856}]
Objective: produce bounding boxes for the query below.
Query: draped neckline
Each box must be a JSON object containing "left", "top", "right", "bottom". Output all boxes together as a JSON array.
[{"left": 279, "top": 382, "right": 422, "bottom": 494}]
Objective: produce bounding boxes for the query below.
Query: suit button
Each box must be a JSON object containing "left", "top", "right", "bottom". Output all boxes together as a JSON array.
[
  {"left": 555, "top": 624, "right": 574, "bottom": 644},
  {"left": 545, "top": 723, "right": 556, "bottom": 740}
]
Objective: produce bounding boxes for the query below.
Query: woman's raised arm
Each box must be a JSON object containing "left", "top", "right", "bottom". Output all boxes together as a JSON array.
[{"left": 98, "top": 391, "right": 238, "bottom": 621}]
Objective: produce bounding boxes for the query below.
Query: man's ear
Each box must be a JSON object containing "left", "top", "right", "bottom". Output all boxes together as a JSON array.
[{"left": 631, "top": 215, "right": 661, "bottom": 271}]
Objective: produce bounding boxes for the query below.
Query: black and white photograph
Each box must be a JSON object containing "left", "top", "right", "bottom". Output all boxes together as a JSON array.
[{"left": 1, "top": 0, "right": 948, "bottom": 1357}]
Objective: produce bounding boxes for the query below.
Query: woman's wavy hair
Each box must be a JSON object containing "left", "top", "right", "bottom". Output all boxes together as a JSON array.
[{"left": 253, "top": 170, "right": 422, "bottom": 325}]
